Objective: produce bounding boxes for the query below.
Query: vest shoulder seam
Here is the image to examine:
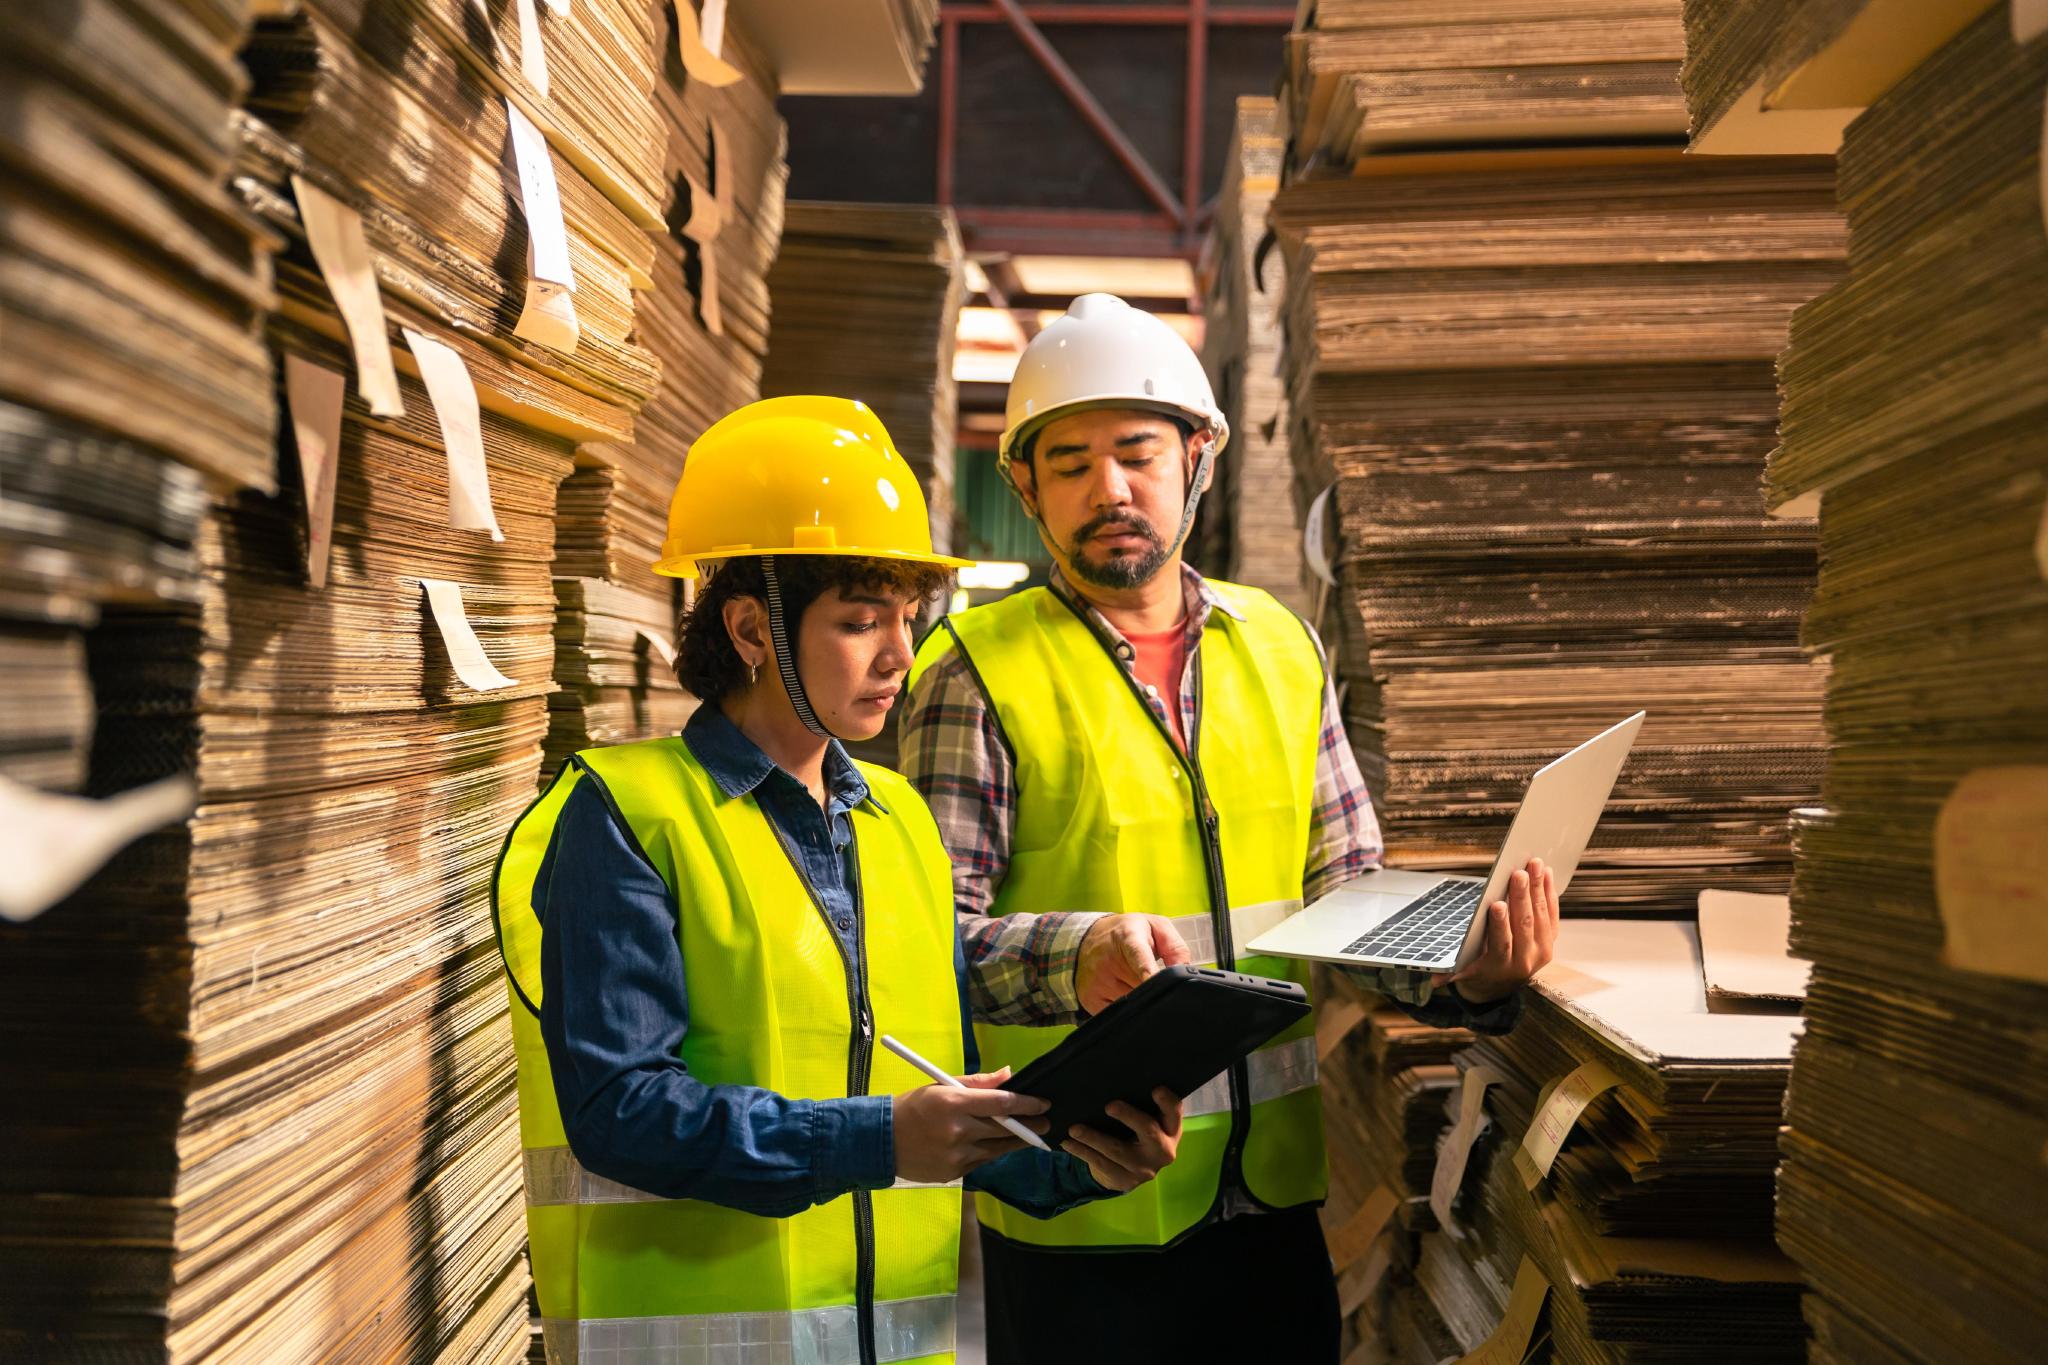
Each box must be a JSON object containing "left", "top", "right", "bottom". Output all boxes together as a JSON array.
[
  {"left": 566, "top": 753, "right": 673, "bottom": 892},
  {"left": 934, "top": 614, "right": 1021, "bottom": 772}
]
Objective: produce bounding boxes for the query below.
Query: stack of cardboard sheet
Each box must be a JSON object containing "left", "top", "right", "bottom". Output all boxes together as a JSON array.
[
  {"left": 543, "top": 8, "right": 790, "bottom": 774},
  {"left": 0, "top": 404, "right": 211, "bottom": 794},
  {"left": 1680, "top": 0, "right": 1802, "bottom": 148},
  {"left": 1414, "top": 920, "right": 1805, "bottom": 1362},
  {"left": 0, "top": 324, "right": 579, "bottom": 1362},
  {"left": 760, "top": 202, "right": 964, "bottom": 557},
  {"left": 1196, "top": 97, "right": 1310, "bottom": 615},
  {"left": 235, "top": 2, "right": 660, "bottom": 433},
  {"left": 0, "top": 0, "right": 653, "bottom": 1357},
  {"left": 1282, "top": 1, "right": 1689, "bottom": 173},
  {"left": 1315, "top": 972, "right": 1476, "bottom": 1240},
  {"left": 0, "top": 0, "right": 273, "bottom": 803},
  {"left": 1680, "top": 7, "right": 2048, "bottom": 1361},
  {"left": 1271, "top": 155, "right": 1842, "bottom": 915}
]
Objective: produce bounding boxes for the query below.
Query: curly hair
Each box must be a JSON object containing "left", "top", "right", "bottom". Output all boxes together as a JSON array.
[{"left": 675, "top": 555, "right": 953, "bottom": 703}]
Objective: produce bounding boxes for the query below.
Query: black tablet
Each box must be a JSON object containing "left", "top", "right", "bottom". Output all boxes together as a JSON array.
[{"left": 1005, "top": 965, "right": 1310, "bottom": 1145}]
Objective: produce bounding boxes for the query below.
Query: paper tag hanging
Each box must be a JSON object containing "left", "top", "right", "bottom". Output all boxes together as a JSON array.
[
  {"left": 679, "top": 118, "right": 732, "bottom": 335},
  {"left": 1935, "top": 766, "right": 2048, "bottom": 986},
  {"left": 0, "top": 775, "right": 197, "bottom": 922},
  {"left": 290, "top": 175, "right": 404, "bottom": 417},
  {"left": 2016, "top": 0, "right": 2046, "bottom": 43},
  {"left": 635, "top": 624, "right": 678, "bottom": 667},
  {"left": 283, "top": 353, "right": 347, "bottom": 586},
  {"left": 513, "top": 0, "right": 550, "bottom": 96},
  {"left": 1513, "top": 1059, "right": 1621, "bottom": 1189},
  {"left": 504, "top": 99, "right": 580, "bottom": 353},
  {"left": 675, "top": 0, "right": 742, "bottom": 86},
  {"left": 1304, "top": 483, "right": 1339, "bottom": 588},
  {"left": 1452, "top": 1257, "right": 1551, "bottom": 1365},
  {"left": 420, "top": 579, "right": 517, "bottom": 692},
  {"left": 1337, "top": 1234, "right": 1392, "bottom": 1319},
  {"left": 1315, "top": 996, "right": 1368, "bottom": 1062},
  {"left": 1429, "top": 1064, "right": 1501, "bottom": 1238},
  {"left": 1326, "top": 1183, "right": 1397, "bottom": 1273},
  {"left": 401, "top": 329, "right": 504, "bottom": 542}
]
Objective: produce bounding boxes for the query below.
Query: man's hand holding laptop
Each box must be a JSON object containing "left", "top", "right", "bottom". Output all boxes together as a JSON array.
[{"left": 1431, "top": 856, "right": 1559, "bottom": 1004}]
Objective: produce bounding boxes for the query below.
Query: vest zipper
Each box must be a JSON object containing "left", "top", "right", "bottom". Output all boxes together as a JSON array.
[
  {"left": 767, "top": 817, "right": 880, "bottom": 1365},
  {"left": 847, "top": 838, "right": 879, "bottom": 1365},
  {"left": 1053, "top": 593, "right": 1253, "bottom": 1214}
]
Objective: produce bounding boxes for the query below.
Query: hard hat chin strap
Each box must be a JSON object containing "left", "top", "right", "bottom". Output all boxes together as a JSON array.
[
  {"left": 1166, "top": 432, "right": 1218, "bottom": 561},
  {"left": 760, "top": 556, "right": 836, "bottom": 740}
]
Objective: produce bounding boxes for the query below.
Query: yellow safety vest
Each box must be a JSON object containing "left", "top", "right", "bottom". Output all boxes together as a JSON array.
[
  {"left": 909, "top": 580, "right": 1328, "bottom": 1249},
  {"left": 494, "top": 736, "right": 964, "bottom": 1365}
]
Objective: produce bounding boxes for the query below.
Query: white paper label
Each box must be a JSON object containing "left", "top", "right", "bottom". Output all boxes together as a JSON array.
[
  {"left": 1429, "top": 1063, "right": 1502, "bottom": 1239},
  {"left": 1513, "top": 1059, "right": 1621, "bottom": 1189},
  {"left": 505, "top": 101, "right": 573, "bottom": 287},
  {"left": 283, "top": 353, "right": 347, "bottom": 587},
  {"left": 700, "top": 0, "right": 727, "bottom": 57},
  {"left": 420, "top": 579, "right": 517, "bottom": 693},
  {"left": 290, "top": 175, "right": 404, "bottom": 418},
  {"left": 0, "top": 775, "right": 196, "bottom": 922},
  {"left": 514, "top": 0, "right": 550, "bottom": 96},
  {"left": 401, "top": 329, "right": 503, "bottom": 542}
]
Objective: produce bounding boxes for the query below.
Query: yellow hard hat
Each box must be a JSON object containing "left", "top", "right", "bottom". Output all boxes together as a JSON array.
[{"left": 655, "top": 395, "right": 973, "bottom": 579}]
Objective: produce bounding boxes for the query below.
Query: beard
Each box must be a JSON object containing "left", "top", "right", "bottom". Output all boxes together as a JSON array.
[{"left": 1067, "top": 511, "right": 1169, "bottom": 589}]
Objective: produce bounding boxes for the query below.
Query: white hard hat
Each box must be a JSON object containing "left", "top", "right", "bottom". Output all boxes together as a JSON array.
[{"left": 999, "top": 292, "right": 1230, "bottom": 466}]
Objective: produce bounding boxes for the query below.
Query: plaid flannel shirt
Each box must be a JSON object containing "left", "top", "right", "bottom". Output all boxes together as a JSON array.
[{"left": 901, "top": 564, "right": 1449, "bottom": 1026}]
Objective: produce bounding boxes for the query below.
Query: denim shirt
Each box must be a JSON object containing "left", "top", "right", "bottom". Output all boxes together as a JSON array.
[{"left": 534, "top": 704, "right": 1104, "bottom": 1218}]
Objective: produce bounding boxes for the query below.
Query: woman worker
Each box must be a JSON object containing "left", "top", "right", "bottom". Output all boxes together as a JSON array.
[{"left": 494, "top": 396, "right": 1182, "bottom": 1365}]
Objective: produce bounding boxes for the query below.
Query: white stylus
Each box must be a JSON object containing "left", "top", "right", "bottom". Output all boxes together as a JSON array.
[{"left": 879, "top": 1034, "right": 1052, "bottom": 1152}]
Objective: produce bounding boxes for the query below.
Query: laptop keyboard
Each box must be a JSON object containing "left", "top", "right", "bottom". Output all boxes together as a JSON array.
[{"left": 1339, "top": 879, "right": 1486, "bottom": 966}]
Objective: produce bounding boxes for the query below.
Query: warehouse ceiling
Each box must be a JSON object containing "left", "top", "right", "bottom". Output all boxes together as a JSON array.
[{"left": 780, "top": 0, "right": 1296, "bottom": 277}]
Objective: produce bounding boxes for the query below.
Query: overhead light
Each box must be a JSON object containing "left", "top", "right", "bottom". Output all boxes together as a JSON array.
[
  {"left": 957, "top": 306, "right": 1027, "bottom": 350},
  {"left": 1010, "top": 255, "right": 1195, "bottom": 301},
  {"left": 958, "top": 560, "right": 1032, "bottom": 591}
]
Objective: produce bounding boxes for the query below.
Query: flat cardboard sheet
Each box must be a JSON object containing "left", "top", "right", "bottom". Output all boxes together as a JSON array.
[
  {"left": 1697, "top": 889, "right": 1809, "bottom": 1002},
  {"left": 1536, "top": 919, "right": 1802, "bottom": 1064}
]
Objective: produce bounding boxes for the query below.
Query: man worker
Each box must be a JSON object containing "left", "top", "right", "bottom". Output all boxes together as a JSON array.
[
  {"left": 900, "top": 295, "right": 1559, "bottom": 1363},
  {"left": 494, "top": 397, "right": 1183, "bottom": 1365}
]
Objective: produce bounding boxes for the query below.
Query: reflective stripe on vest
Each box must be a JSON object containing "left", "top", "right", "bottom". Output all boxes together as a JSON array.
[
  {"left": 494, "top": 738, "right": 963, "bottom": 1361},
  {"left": 910, "top": 581, "right": 1329, "bottom": 1250},
  {"left": 525, "top": 1146, "right": 963, "bottom": 1205},
  {"left": 1179, "top": 1035, "right": 1319, "bottom": 1118},
  {"left": 1173, "top": 899, "right": 1302, "bottom": 967},
  {"left": 539, "top": 1294, "right": 955, "bottom": 1365}
]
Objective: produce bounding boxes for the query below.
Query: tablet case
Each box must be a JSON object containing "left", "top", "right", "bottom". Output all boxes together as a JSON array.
[{"left": 1005, "top": 965, "right": 1309, "bottom": 1144}]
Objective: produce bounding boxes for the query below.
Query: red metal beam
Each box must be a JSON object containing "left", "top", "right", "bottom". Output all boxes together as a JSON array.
[
  {"left": 953, "top": 205, "right": 1198, "bottom": 260},
  {"left": 988, "top": 0, "right": 1186, "bottom": 225},
  {"left": 936, "top": 16, "right": 959, "bottom": 205},
  {"left": 1181, "top": 0, "right": 1207, "bottom": 234},
  {"left": 943, "top": 5, "right": 1292, "bottom": 23}
]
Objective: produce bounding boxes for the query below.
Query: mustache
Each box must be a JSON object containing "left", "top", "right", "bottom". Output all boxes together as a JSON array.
[{"left": 1073, "top": 512, "right": 1162, "bottom": 549}]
